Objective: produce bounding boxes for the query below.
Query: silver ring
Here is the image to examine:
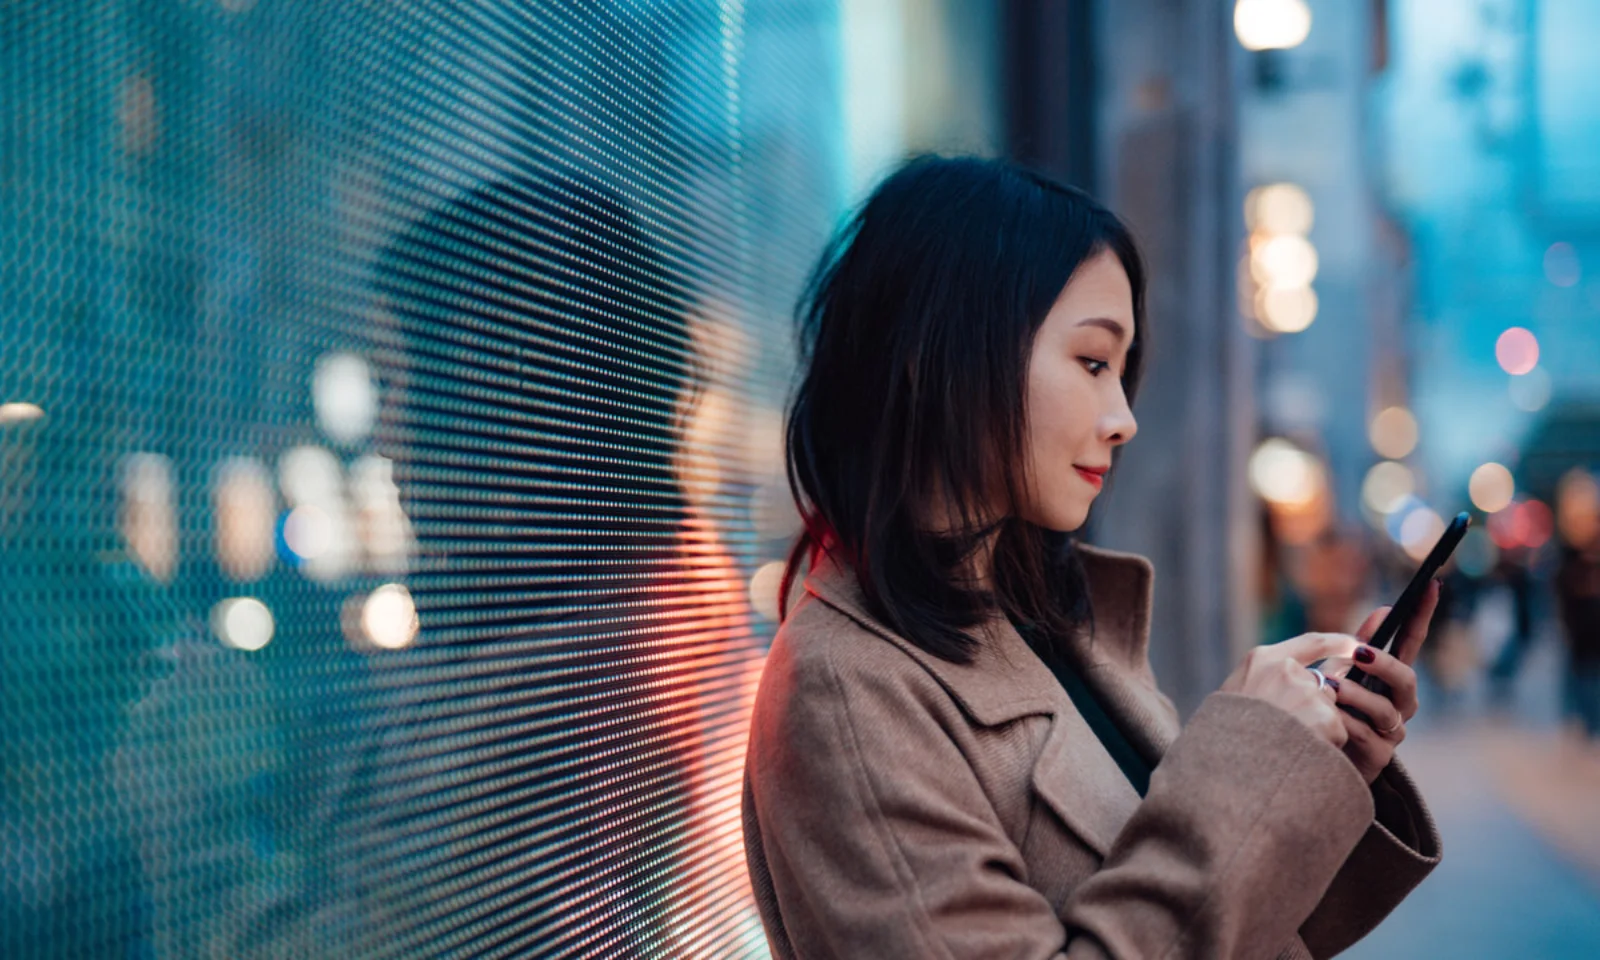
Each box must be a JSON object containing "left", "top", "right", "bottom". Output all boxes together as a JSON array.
[
  {"left": 1306, "top": 665, "right": 1329, "bottom": 693},
  {"left": 1377, "top": 716, "right": 1402, "bottom": 736}
]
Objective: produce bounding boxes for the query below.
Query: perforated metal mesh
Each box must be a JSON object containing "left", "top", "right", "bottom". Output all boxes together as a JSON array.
[{"left": 1, "top": 3, "right": 843, "bottom": 956}]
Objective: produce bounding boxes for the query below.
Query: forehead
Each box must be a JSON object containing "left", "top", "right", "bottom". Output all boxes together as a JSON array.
[{"left": 1044, "top": 250, "right": 1135, "bottom": 348}]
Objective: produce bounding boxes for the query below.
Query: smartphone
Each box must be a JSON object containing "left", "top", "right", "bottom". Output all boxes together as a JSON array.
[{"left": 1344, "top": 511, "right": 1471, "bottom": 704}]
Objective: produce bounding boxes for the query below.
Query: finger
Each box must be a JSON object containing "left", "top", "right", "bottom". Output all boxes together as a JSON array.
[
  {"left": 1276, "top": 632, "right": 1362, "bottom": 666},
  {"left": 1393, "top": 580, "right": 1441, "bottom": 666},
  {"left": 1340, "top": 710, "right": 1394, "bottom": 772},
  {"left": 1354, "top": 645, "right": 1420, "bottom": 719},
  {"left": 1355, "top": 606, "right": 1390, "bottom": 644},
  {"left": 1336, "top": 679, "right": 1404, "bottom": 738},
  {"left": 1321, "top": 701, "right": 1351, "bottom": 748}
]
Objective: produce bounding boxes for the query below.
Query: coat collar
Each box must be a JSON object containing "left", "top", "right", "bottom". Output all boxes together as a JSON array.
[
  {"left": 801, "top": 544, "right": 1156, "bottom": 714},
  {"left": 801, "top": 544, "right": 1178, "bottom": 856}
]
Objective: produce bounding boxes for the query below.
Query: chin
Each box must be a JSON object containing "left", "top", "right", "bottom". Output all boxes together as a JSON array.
[{"left": 1026, "top": 503, "right": 1090, "bottom": 534}]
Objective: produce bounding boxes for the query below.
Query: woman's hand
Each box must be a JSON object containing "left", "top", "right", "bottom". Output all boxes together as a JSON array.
[
  {"left": 1220, "top": 633, "right": 1362, "bottom": 749},
  {"left": 1330, "top": 580, "right": 1441, "bottom": 784}
]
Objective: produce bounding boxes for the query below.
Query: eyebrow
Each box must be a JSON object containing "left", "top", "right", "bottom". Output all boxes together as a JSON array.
[{"left": 1075, "top": 316, "right": 1131, "bottom": 345}]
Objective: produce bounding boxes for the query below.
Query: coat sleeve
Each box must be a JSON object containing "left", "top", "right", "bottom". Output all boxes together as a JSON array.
[
  {"left": 745, "top": 640, "right": 1074, "bottom": 959},
  {"left": 1296, "top": 760, "right": 1442, "bottom": 958},
  {"left": 745, "top": 632, "right": 1382, "bottom": 959}
]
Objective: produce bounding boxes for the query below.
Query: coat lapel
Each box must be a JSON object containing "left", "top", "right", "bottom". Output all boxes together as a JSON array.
[{"left": 801, "top": 544, "right": 1179, "bottom": 858}]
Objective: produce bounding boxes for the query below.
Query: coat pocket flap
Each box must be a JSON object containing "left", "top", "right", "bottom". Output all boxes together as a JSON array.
[{"left": 1029, "top": 708, "right": 1142, "bottom": 859}]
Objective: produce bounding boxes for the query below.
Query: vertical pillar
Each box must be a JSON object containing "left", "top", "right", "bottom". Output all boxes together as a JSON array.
[{"left": 1087, "top": 0, "right": 1257, "bottom": 715}]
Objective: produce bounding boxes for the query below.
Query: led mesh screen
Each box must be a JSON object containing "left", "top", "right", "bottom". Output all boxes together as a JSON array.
[{"left": 2, "top": 3, "right": 845, "bottom": 956}]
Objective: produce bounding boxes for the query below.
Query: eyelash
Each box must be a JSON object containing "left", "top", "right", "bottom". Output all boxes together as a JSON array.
[{"left": 1079, "top": 357, "right": 1111, "bottom": 377}]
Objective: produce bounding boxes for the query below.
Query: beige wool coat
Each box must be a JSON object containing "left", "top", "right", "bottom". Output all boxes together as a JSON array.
[{"left": 742, "top": 544, "right": 1440, "bottom": 959}]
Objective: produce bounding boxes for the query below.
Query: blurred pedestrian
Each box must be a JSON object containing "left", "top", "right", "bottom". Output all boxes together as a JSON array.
[{"left": 1555, "top": 540, "right": 1600, "bottom": 740}]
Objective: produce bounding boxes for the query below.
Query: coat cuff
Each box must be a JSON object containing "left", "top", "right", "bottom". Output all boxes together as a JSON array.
[
  {"left": 1297, "top": 759, "right": 1441, "bottom": 957},
  {"left": 1067, "top": 693, "right": 1377, "bottom": 958}
]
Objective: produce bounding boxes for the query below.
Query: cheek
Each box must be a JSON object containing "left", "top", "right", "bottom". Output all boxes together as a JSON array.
[{"left": 1026, "top": 363, "right": 1097, "bottom": 463}]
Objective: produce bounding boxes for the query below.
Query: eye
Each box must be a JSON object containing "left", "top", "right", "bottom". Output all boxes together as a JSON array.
[{"left": 1079, "top": 357, "right": 1110, "bottom": 377}]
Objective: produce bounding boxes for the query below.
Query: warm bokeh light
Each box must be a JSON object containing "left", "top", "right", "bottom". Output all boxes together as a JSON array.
[
  {"left": 1362, "top": 460, "right": 1415, "bottom": 514},
  {"left": 1249, "top": 438, "right": 1324, "bottom": 508},
  {"left": 1245, "top": 182, "right": 1314, "bottom": 236},
  {"left": 1234, "top": 0, "right": 1312, "bottom": 51},
  {"left": 214, "top": 457, "right": 277, "bottom": 582},
  {"left": 1488, "top": 499, "right": 1555, "bottom": 550},
  {"left": 1519, "top": 499, "right": 1554, "bottom": 549},
  {"left": 120, "top": 453, "right": 177, "bottom": 583},
  {"left": 1543, "top": 241, "right": 1581, "bottom": 288},
  {"left": 1250, "top": 233, "right": 1319, "bottom": 289},
  {"left": 1468, "top": 462, "right": 1516, "bottom": 514},
  {"left": 1256, "top": 285, "right": 1318, "bottom": 333},
  {"left": 1495, "top": 327, "right": 1540, "bottom": 376},
  {"left": 0, "top": 401, "right": 45, "bottom": 424},
  {"left": 748, "top": 561, "right": 786, "bottom": 621},
  {"left": 1557, "top": 468, "right": 1600, "bottom": 549},
  {"left": 1367, "top": 406, "right": 1419, "bottom": 460},
  {"left": 211, "top": 596, "right": 275, "bottom": 651},
  {"left": 1508, "top": 366, "right": 1552, "bottom": 412},
  {"left": 363, "top": 583, "right": 419, "bottom": 649},
  {"left": 1399, "top": 506, "right": 1446, "bottom": 561},
  {"left": 314, "top": 351, "right": 377, "bottom": 446}
]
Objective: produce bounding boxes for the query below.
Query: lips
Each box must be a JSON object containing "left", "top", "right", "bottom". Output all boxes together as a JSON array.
[{"left": 1074, "top": 465, "right": 1108, "bottom": 488}]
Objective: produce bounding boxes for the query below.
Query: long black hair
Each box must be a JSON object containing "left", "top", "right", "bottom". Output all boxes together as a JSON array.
[{"left": 782, "top": 156, "right": 1147, "bottom": 663}]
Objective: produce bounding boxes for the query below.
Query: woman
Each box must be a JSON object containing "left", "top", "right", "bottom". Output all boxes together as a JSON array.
[{"left": 742, "top": 157, "right": 1441, "bottom": 959}]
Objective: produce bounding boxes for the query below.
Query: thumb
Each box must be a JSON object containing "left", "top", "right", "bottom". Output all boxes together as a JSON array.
[{"left": 1275, "top": 632, "right": 1361, "bottom": 666}]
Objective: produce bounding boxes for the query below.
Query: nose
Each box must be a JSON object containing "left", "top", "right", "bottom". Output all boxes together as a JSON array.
[{"left": 1100, "top": 388, "right": 1138, "bottom": 446}]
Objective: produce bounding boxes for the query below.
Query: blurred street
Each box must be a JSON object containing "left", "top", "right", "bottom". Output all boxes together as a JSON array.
[{"left": 1347, "top": 618, "right": 1600, "bottom": 958}]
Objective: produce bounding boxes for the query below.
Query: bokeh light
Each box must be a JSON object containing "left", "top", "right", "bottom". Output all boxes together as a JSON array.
[
  {"left": 1468, "top": 462, "right": 1516, "bottom": 514},
  {"left": 1543, "top": 241, "right": 1581, "bottom": 288},
  {"left": 1250, "top": 233, "right": 1319, "bottom": 289},
  {"left": 211, "top": 597, "right": 275, "bottom": 651},
  {"left": 1519, "top": 499, "right": 1554, "bottom": 549},
  {"left": 278, "top": 444, "right": 356, "bottom": 581},
  {"left": 314, "top": 352, "right": 377, "bottom": 446},
  {"left": 1508, "top": 366, "right": 1552, "bottom": 412},
  {"left": 1256, "top": 285, "right": 1319, "bottom": 333},
  {"left": 363, "top": 583, "right": 419, "bottom": 650},
  {"left": 120, "top": 453, "right": 177, "bottom": 583},
  {"left": 1249, "top": 438, "right": 1324, "bottom": 508},
  {"left": 1399, "top": 507, "right": 1446, "bottom": 561},
  {"left": 1385, "top": 495, "right": 1425, "bottom": 543},
  {"left": 1362, "top": 460, "right": 1416, "bottom": 514},
  {"left": 283, "top": 504, "right": 334, "bottom": 561},
  {"left": 0, "top": 401, "right": 45, "bottom": 424},
  {"left": 1368, "top": 406, "right": 1419, "bottom": 459},
  {"left": 1487, "top": 499, "right": 1555, "bottom": 550},
  {"left": 213, "top": 457, "right": 277, "bottom": 582},
  {"left": 1495, "top": 327, "right": 1540, "bottom": 376},
  {"left": 1234, "top": 0, "right": 1312, "bottom": 51},
  {"left": 1245, "top": 182, "right": 1314, "bottom": 235},
  {"left": 748, "top": 561, "right": 786, "bottom": 621},
  {"left": 1556, "top": 468, "right": 1600, "bottom": 548}
]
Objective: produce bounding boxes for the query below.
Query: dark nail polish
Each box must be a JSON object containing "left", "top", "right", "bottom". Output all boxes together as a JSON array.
[{"left": 1355, "top": 646, "right": 1376, "bottom": 664}]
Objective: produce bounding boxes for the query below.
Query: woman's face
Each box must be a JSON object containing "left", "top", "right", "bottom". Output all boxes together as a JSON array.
[{"left": 1017, "top": 248, "right": 1139, "bottom": 532}]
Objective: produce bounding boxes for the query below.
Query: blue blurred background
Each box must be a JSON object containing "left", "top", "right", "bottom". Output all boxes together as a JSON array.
[{"left": 1, "top": 1, "right": 1596, "bottom": 956}]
